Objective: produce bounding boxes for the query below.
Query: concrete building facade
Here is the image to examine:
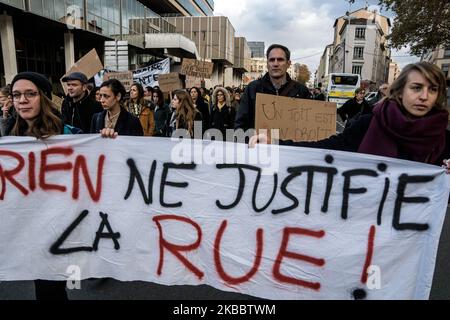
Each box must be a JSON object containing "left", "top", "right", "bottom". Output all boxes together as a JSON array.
[
  {"left": 224, "top": 36, "right": 250, "bottom": 87},
  {"left": 143, "top": 0, "right": 214, "bottom": 17},
  {"left": 0, "top": 0, "right": 184, "bottom": 88},
  {"left": 315, "top": 44, "right": 333, "bottom": 87},
  {"left": 388, "top": 61, "right": 401, "bottom": 84},
  {"left": 166, "top": 16, "right": 238, "bottom": 87},
  {"left": 243, "top": 57, "right": 266, "bottom": 85}
]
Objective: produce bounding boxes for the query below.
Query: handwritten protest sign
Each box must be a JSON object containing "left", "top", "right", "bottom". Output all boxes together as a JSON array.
[
  {"left": 0, "top": 136, "right": 448, "bottom": 300},
  {"left": 158, "top": 73, "right": 182, "bottom": 93},
  {"left": 180, "top": 59, "right": 214, "bottom": 79},
  {"left": 104, "top": 71, "right": 134, "bottom": 92},
  {"left": 60, "top": 49, "right": 104, "bottom": 95},
  {"left": 133, "top": 58, "right": 170, "bottom": 88},
  {"left": 255, "top": 93, "right": 337, "bottom": 142}
]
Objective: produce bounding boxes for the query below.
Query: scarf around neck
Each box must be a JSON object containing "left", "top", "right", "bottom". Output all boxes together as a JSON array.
[{"left": 357, "top": 99, "right": 448, "bottom": 164}]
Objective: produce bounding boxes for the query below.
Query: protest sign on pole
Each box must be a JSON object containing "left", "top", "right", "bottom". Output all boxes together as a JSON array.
[
  {"left": 104, "top": 71, "right": 134, "bottom": 92},
  {"left": 158, "top": 73, "right": 182, "bottom": 93},
  {"left": 255, "top": 93, "right": 337, "bottom": 142},
  {"left": 0, "top": 136, "right": 448, "bottom": 300},
  {"left": 180, "top": 59, "right": 214, "bottom": 79},
  {"left": 60, "top": 49, "right": 104, "bottom": 95},
  {"left": 132, "top": 58, "right": 170, "bottom": 88}
]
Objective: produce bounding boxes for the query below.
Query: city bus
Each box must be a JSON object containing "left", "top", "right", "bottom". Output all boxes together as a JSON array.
[{"left": 324, "top": 73, "right": 361, "bottom": 108}]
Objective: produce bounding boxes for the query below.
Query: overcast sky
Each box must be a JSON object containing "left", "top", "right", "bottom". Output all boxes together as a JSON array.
[{"left": 214, "top": 0, "right": 419, "bottom": 76}]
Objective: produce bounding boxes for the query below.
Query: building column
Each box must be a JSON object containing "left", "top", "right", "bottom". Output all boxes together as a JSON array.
[
  {"left": 64, "top": 32, "right": 75, "bottom": 72},
  {"left": 0, "top": 14, "right": 18, "bottom": 84}
]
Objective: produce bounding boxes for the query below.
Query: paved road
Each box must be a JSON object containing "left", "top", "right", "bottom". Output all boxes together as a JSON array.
[{"left": 1, "top": 205, "right": 449, "bottom": 300}]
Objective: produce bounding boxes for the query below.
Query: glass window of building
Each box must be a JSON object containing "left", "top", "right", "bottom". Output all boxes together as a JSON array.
[
  {"left": 355, "top": 28, "right": 366, "bottom": 40},
  {"left": 353, "top": 47, "right": 364, "bottom": 60}
]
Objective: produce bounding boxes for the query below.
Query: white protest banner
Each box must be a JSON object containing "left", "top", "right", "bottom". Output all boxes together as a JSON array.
[
  {"left": 0, "top": 136, "right": 448, "bottom": 300},
  {"left": 132, "top": 58, "right": 170, "bottom": 88}
]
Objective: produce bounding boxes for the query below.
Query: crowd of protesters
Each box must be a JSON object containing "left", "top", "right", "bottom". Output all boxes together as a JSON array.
[{"left": 1, "top": 44, "right": 450, "bottom": 299}]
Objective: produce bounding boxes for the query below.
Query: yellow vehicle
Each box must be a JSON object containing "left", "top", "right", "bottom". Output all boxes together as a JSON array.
[{"left": 325, "top": 73, "right": 361, "bottom": 108}]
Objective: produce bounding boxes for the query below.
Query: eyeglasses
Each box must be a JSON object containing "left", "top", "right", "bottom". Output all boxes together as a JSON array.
[{"left": 12, "top": 91, "right": 39, "bottom": 101}]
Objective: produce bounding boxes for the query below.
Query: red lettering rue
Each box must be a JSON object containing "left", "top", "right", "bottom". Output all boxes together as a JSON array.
[
  {"left": 214, "top": 220, "right": 263, "bottom": 285},
  {"left": 272, "top": 227, "right": 326, "bottom": 291}
]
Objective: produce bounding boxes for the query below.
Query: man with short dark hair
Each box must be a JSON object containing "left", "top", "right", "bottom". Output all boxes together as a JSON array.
[
  {"left": 313, "top": 87, "right": 325, "bottom": 101},
  {"left": 235, "top": 44, "right": 311, "bottom": 131},
  {"left": 61, "top": 72, "right": 103, "bottom": 133},
  {"left": 337, "top": 88, "right": 371, "bottom": 127}
]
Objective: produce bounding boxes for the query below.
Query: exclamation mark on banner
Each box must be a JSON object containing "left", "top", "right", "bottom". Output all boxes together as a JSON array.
[{"left": 352, "top": 225, "right": 376, "bottom": 300}]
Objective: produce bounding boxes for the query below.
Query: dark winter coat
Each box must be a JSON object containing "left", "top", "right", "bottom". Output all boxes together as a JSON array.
[
  {"left": 337, "top": 97, "right": 371, "bottom": 122},
  {"left": 210, "top": 105, "right": 236, "bottom": 140},
  {"left": 154, "top": 103, "right": 170, "bottom": 137},
  {"left": 90, "top": 109, "right": 144, "bottom": 136}
]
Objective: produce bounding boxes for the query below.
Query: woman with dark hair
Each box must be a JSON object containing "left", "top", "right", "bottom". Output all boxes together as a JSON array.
[
  {"left": 152, "top": 88, "right": 169, "bottom": 137},
  {"left": 190, "top": 86, "right": 209, "bottom": 131},
  {"left": 91, "top": 79, "right": 143, "bottom": 137},
  {"left": 210, "top": 87, "right": 235, "bottom": 141},
  {"left": 125, "top": 82, "right": 155, "bottom": 136},
  {"left": 8, "top": 71, "right": 83, "bottom": 300},
  {"left": 168, "top": 90, "right": 202, "bottom": 138},
  {"left": 251, "top": 62, "right": 450, "bottom": 169}
]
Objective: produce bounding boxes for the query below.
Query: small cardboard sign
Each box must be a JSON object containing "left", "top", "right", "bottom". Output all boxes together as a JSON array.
[
  {"left": 158, "top": 73, "right": 182, "bottom": 93},
  {"left": 60, "top": 49, "right": 104, "bottom": 95},
  {"left": 180, "top": 59, "right": 214, "bottom": 79},
  {"left": 51, "top": 94, "right": 64, "bottom": 111},
  {"left": 255, "top": 93, "right": 337, "bottom": 142},
  {"left": 185, "top": 75, "right": 202, "bottom": 89},
  {"left": 104, "top": 71, "right": 134, "bottom": 92}
]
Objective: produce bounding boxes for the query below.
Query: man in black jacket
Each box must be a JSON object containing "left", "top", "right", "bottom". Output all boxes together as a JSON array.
[
  {"left": 61, "top": 72, "right": 103, "bottom": 133},
  {"left": 337, "top": 88, "right": 371, "bottom": 126},
  {"left": 235, "top": 44, "right": 311, "bottom": 131}
]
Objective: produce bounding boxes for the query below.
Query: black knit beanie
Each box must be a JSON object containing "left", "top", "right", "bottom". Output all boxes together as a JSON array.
[{"left": 11, "top": 72, "right": 53, "bottom": 99}]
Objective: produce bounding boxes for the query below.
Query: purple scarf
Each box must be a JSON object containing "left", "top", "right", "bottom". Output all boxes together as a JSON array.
[{"left": 358, "top": 99, "right": 448, "bottom": 164}]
